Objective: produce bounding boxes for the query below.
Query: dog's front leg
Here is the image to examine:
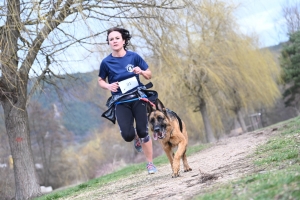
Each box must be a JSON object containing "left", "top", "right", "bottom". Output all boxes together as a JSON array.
[
  {"left": 162, "top": 144, "right": 173, "bottom": 171},
  {"left": 172, "top": 142, "right": 187, "bottom": 178}
]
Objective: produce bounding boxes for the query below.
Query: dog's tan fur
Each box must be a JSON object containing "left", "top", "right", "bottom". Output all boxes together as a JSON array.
[{"left": 147, "top": 99, "right": 192, "bottom": 178}]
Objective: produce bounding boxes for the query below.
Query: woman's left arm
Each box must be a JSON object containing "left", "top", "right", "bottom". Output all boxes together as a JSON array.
[{"left": 133, "top": 67, "right": 152, "bottom": 80}]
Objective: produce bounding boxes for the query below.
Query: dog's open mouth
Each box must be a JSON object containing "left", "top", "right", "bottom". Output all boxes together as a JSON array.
[{"left": 153, "top": 130, "right": 166, "bottom": 140}]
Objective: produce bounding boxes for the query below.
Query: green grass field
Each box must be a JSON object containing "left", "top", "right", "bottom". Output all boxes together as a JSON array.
[
  {"left": 194, "top": 117, "right": 300, "bottom": 200},
  {"left": 35, "top": 117, "right": 300, "bottom": 200}
]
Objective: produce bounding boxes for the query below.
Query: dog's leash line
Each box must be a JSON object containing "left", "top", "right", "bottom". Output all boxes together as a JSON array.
[
  {"left": 114, "top": 97, "right": 140, "bottom": 105},
  {"left": 139, "top": 97, "right": 155, "bottom": 108},
  {"left": 115, "top": 97, "right": 155, "bottom": 108}
]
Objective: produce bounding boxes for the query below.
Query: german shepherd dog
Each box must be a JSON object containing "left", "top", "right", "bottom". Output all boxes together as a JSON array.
[{"left": 147, "top": 99, "right": 192, "bottom": 178}]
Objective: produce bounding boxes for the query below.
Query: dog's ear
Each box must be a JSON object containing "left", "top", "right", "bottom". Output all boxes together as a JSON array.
[
  {"left": 155, "top": 99, "right": 166, "bottom": 112},
  {"left": 146, "top": 101, "right": 154, "bottom": 116}
]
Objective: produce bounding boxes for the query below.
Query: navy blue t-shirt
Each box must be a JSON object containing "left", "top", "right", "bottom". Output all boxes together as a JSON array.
[{"left": 99, "top": 51, "right": 149, "bottom": 95}]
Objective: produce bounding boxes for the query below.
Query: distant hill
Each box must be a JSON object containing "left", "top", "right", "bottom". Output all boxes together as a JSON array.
[
  {"left": 264, "top": 42, "right": 286, "bottom": 58},
  {"left": 268, "top": 43, "right": 284, "bottom": 54},
  {"left": 27, "top": 71, "right": 107, "bottom": 138}
]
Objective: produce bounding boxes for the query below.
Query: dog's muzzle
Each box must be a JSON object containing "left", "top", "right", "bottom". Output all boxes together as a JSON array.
[{"left": 153, "top": 127, "right": 166, "bottom": 140}]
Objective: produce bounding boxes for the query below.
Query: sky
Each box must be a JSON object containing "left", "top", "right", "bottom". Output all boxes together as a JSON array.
[
  {"left": 49, "top": 0, "right": 292, "bottom": 74},
  {"left": 80, "top": 0, "right": 290, "bottom": 73},
  {"left": 0, "top": 0, "right": 291, "bottom": 76},
  {"left": 233, "top": 0, "right": 290, "bottom": 47}
]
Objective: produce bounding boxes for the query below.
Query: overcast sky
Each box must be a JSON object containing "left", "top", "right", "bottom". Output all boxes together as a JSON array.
[
  {"left": 67, "top": 0, "right": 292, "bottom": 74},
  {"left": 234, "top": 0, "right": 289, "bottom": 47}
]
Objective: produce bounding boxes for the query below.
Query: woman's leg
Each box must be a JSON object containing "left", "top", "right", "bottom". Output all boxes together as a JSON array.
[
  {"left": 115, "top": 103, "right": 135, "bottom": 142},
  {"left": 141, "top": 138, "right": 153, "bottom": 163},
  {"left": 132, "top": 101, "right": 153, "bottom": 163}
]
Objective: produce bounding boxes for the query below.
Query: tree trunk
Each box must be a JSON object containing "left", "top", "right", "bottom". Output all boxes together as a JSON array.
[
  {"left": 293, "top": 106, "right": 300, "bottom": 116},
  {"left": 236, "top": 109, "right": 247, "bottom": 133},
  {"left": 0, "top": 0, "right": 41, "bottom": 198},
  {"left": 2, "top": 100, "right": 41, "bottom": 199},
  {"left": 199, "top": 99, "right": 216, "bottom": 143}
]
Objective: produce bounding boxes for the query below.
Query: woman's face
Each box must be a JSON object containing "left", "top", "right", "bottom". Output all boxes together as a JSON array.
[{"left": 108, "top": 31, "right": 125, "bottom": 52}]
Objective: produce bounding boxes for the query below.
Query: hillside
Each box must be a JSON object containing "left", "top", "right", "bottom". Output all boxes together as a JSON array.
[
  {"left": 1, "top": 42, "right": 299, "bottom": 199},
  {"left": 27, "top": 71, "right": 107, "bottom": 138},
  {"left": 36, "top": 116, "right": 300, "bottom": 199}
]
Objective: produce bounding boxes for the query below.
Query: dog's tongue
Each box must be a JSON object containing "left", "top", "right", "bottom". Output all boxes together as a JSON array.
[{"left": 153, "top": 132, "right": 158, "bottom": 140}]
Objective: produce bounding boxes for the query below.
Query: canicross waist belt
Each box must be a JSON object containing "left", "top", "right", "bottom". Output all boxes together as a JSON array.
[{"left": 118, "top": 93, "right": 138, "bottom": 101}]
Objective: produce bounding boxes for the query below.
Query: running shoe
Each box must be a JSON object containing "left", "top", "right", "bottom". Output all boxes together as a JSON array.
[{"left": 147, "top": 162, "right": 157, "bottom": 174}]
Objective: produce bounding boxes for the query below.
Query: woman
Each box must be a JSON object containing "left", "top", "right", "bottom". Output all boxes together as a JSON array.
[{"left": 98, "top": 27, "right": 157, "bottom": 174}]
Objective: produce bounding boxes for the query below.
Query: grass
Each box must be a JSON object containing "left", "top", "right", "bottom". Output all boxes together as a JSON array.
[
  {"left": 195, "top": 166, "right": 300, "bottom": 200},
  {"left": 194, "top": 116, "right": 300, "bottom": 200},
  {"left": 35, "top": 141, "right": 210, "bottom": 200}
]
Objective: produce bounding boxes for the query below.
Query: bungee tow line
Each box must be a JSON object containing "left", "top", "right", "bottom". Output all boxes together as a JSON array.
[{"left": 115, "top": 96, "right": 155, "bottom": 108}]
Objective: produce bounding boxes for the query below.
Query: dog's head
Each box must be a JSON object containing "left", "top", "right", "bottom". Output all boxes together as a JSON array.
[{"left": 147, "top": 99, "right": 170, "bottom": 140}]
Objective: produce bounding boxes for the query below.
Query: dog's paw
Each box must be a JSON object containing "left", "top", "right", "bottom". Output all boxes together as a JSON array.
[
  {"left": 171, "top": 172, "right": 180, "bottom": 178},
  {"left": 184, "top": 167, "right": 192, "bottom": 172}
]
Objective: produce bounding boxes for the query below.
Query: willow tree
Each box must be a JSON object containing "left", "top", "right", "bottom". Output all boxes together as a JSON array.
[
  {"left": 130, "top": 0, "right": 281, "bottom": 141},
  {"left": 0, "top": 1, "right": 183, "bottom": 199},
  {"left": 220, "top": 38, "right": 281, "bottom": 132}
]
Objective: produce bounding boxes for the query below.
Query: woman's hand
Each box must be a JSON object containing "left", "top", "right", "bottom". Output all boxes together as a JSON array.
[
  {"left": 132, "top": 67, "right": 142, "bottom": 74},
  {"left": 98, "top": 77, "right": 119, "bottom": 92},
  {"left": 107, "top": 82, "right": 119, "bottom": 92},
  {"left": 133, "top": 67, "right": 152, "bottom": 80}
]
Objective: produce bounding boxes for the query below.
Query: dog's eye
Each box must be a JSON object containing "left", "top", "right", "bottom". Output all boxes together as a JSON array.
[
  {"left": 157, "top": 116, "right": 163, "bottom": 121},
  {"left": 150, "top": 118, "right": 155, "bottom": 124}
]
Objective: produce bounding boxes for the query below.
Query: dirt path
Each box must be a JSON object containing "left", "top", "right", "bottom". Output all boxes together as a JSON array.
[{"left": 62, "top": 126, "right": 280, "bottom": 200}]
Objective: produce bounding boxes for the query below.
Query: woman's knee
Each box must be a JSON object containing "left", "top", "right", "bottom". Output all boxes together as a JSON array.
[
  {"left": 140, "top": 135, "right": 150, "bottom": 143},
  {"left": 136, "top": 127, "right": 149, "bottom": 139},
  {"left": 121, "top": 129, "right": 135, "bottom": 142}
]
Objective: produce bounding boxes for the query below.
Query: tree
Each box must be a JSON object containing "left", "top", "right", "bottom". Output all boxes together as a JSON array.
[
  {"left": 0, "top": 1, "right": 182, "bottom": 199},
  {"left": 129, "top": 0, "right": 281, "bottom": 141},
  {"left": 280, "top": 1, "right": 300, "bottom": 115},
  {"left": 28, "top": 101, "right": 74, "bottom": 188},
  {"left": 280, "top": 30, "right": 300, "bottom": 114},
  {"left": 219, "top": 38, "right": 281, "bottom": 133},
  {"left": 282, "top": 1, "right": 300, "bottom": 34}
]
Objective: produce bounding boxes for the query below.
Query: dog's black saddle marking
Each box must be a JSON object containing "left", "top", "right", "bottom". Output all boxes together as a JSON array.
[{"left": 166, "top": 108, "right": 183, "bottom": 133}]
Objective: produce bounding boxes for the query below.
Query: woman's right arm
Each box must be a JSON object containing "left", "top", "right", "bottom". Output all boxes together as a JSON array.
[{"left": 98, "top": 77, "right": 119, "bottom": 92}]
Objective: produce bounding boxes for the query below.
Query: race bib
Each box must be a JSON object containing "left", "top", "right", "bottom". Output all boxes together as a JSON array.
[{"left": 118, "top": 76, "right": 139, "bottom": 94}]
